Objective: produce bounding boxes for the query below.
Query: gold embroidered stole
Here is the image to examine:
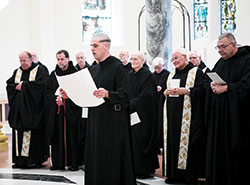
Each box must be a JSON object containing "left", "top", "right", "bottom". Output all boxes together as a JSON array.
[
  {"left": 14, "top": 65, "right": 39, "bottom": 157},
  {"left": 163, "top": 67, "right": 198, "bottom": 175}
]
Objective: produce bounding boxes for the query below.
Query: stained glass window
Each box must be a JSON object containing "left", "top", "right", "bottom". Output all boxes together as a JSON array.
[
  {"left": 82, "top": 0, "right": 112, "bottom": 43},
  {"left": 194, "top": 0, "right": 208, "bottom": 40},
  {"left": 221, "top": 0, "right": 236, "bottom": 34}
]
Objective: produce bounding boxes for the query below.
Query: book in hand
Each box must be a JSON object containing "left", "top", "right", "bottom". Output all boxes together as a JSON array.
[
  {"left": 207, "top": 72, "right": 226, "bottom": 85},
  {"left": 169, "top": 79, "right": 180, "bottom": 97}
]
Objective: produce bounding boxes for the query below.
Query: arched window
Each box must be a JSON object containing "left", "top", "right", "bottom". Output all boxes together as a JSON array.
[
  {"left": 194, "top": 0, "right": 208, "bottom": 40},
  {"left": 81, "top": 0, "right": 112, "bottom": 43},
  {"left": 220, "top": 0, "right": 236, "bottom": 34}
]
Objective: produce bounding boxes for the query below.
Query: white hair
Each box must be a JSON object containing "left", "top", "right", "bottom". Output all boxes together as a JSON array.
[
  {"left": 189, "top": 50, "right": 201, "bottom": 57},
  {"left": 152, "top": 57, "right": 164, "bottom": 67},
  {"left": 173, "top": 48, "right": 188, "bottom": 56},
  {"left": 131, "top": 51, "right": 146, "bottom": 62}
]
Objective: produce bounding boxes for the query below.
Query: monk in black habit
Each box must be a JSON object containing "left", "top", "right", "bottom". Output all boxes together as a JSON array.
[
  {"left": 205, "top": 33, "right": 250, "bottom": 185},
  {"left": 152, "top": 57, "right": 170, "bottom": 151},
  {"left": 163, "top": 48, "right": 206, "bottom": 185},
  {"left": 85, "top": 33, "right": 136, "bottom": 185},
  {"left": 129, "top": 51, "right": 159, "bottom": 179},
  {"left": 119, "top": 50, "right": 132, "bottom": 73},
  {"left": 46, "top": 50, "right": 82, "bottom": 171},
  {"left": 189, "top": 50, "right": 210, "bottom": 73},
  {"left": 74, "top": 51, "right": 90, "bottom": 167},
  {"left": 75, "top": 51, "right": 90, "bottom": 70},
  {"left": 6, "top": 51, "right": 49, "bottom": 168}
]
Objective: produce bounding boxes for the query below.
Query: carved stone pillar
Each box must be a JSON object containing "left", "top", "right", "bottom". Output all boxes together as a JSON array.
[{"left": 146, "top": 0, "right": 172, "bottom": 70}]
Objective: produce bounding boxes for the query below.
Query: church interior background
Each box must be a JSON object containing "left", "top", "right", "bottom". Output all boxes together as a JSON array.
[{"left": 0, "top": 0, "right": 248, "bottom": 184}]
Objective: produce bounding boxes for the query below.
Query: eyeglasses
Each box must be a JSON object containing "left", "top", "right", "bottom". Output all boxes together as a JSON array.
[
  {"left": 215, "top": 43, "right": 233, "bottom": 50},
  {"left": 189, "top": 56, "right": 198, "bottom": 60},
  {"left": 130, "top": 57, "right": 140, "bottom": 61},
  {"left": 170, "top": 55, "right": 184, "bottom": 62}
]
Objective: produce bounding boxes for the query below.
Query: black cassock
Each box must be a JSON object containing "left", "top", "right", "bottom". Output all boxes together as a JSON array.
[
  {"left": 129, "top": 67, "right": 159, "bottom": 176},
  {"left": 152, "top": 69, "right": 170, "bottom": 149},
  {"left": 152, "top": 69, "right": 170, "bottom": 93},
  {"left": 46, "top": 61, "right": 82, "bottom": 169},
  {"left": 205, "top": 46, "right": 250, "bottom": 185},
  {"left": 123, "top": 62, "right": 132, "bottom": 73},
  {"left": 6, "top": 62, "right": 49, "bottom": 167},
  {"left": 85, "top": 56, "right": 136, "bottom": 185},
  {"left": 164, "top": 64, "right": 206, "bottom": 179}
]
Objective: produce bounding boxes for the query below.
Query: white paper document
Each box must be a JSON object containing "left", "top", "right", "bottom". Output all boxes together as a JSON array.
[
  {"left": 207, "top": 72, "right": 226, "bottom": 84},
  {"left": 130, "top": 112, "right": 141, "bottom": 126},
  {"left": 56, "top": 68, "right": 104, "bottom": 107},
  {"left": 169, "top": 79, "right": 180, "bottom": 97},
  {"left": 82, "top": 108, "right": 88, "bottom": 118}
]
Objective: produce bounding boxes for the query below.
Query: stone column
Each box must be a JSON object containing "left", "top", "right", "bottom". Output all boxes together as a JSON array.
[{"left": 146, "top": 0, "right": 172, "bottom": 70}]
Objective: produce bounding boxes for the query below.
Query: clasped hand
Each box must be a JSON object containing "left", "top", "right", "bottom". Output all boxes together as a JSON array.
[
  {"left": 15, "top": 81, "right": 23, "bottom": 91},
  {"left": 93, "top": 88, "right": 109, "bottom": 98},
  {"left": 210, "top": 82, "right": 227, "bottom": 94},
  {"left": 164, "top": 87, "right": 187, "bottom": 96}
]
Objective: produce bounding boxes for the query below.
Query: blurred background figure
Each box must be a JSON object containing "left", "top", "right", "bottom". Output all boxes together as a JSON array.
[{"left": 75, "top": 51, "right": 90, "bottom": 70}]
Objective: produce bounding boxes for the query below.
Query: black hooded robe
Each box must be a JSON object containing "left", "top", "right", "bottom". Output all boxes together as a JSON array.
[
  {"left": 152, "top": 69, "right": 170, "bottom": 150},
  {"left": 205, "top": 46, "right": 250, "bottom": 185},
  {"left": 85, "top": 56, "right": 136, "bottom": 185},
  {"left": 129, "top": 67, "right": 159, "bottom": 176},
  {"left": 6, "top": 62, "right": 49, "bottom": 167},
  {"left": 46, "top": 61, "right": 82, "bottom": 169}
]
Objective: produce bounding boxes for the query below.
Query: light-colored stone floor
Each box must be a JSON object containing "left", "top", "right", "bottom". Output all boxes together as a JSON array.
[{"left": 0, "top": 134, "right": 167, "bottom": 185}]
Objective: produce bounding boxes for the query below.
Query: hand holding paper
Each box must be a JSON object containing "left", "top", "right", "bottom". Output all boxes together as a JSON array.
[
  {"left": 169, "top": 79, "right": 180, "bottom": 97},
  {"left": 207, "top": 72, "right": 226, "bottom": 84},
  {"left": 56, "top": 68, "right": 104, "bottom": 107}
]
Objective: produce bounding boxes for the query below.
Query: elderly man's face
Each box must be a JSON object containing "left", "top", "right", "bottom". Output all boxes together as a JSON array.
[
  {"left": 119, "top": 51, "right": 129, "bottom": 62},
  {"left": 172, "top": 52, "right": 188, "bottom": 70},
  {"left": 154, "top": 64, "right": 163, "bottom": 74},
  {"left": 19, "top": 53, "right": 32, "bottom": 70},
  {"left": 57, "top": 53, "right": 69, "bottom": 71},
  {"left": 189, "top": 53, "right": 201, "bottom": 67},
  {"left": 216, "top": 37, "right": 235, "bottom": 59},
  {"left": 76, "top": 53, "right": 86, "bottom": 69},
  {"left": 130, "top": 54, "right": 144, "bottom": 71}
]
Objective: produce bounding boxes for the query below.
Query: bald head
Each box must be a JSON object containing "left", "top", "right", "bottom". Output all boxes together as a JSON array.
[
  {"left": 130, "top": 51, "right": 145, "bottom": 72},
  {"left": 75, "top": 51, "right": 86, "bottom": 69}
]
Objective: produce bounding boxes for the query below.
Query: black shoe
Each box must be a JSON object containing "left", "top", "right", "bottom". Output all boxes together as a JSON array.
[
  {"left": 35, "top": 164, "right": 43, "bottom": 168},
  {"left": 136, "top": 173, "right": 154, "bottom": 179},
  {"left": 12, "top": 164, "right": 27, "bottom": 169},
  {"left": 165, "top": 178, "right": 175, "bottom": 184},
  {"left": 50, "top": 166, "right": 65, "bottom": 170},
  {"left": 12, "top": 164, "right": 19, "bottom": 168},
  {"left": 185, "top": 178, "right": 198, "bottom": 185},
  {"left": 68, "top": 166, "right": 79, "bottom": 171},
  {"left": 165, "top": 178, "right": 185, "bottom": 184}
]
